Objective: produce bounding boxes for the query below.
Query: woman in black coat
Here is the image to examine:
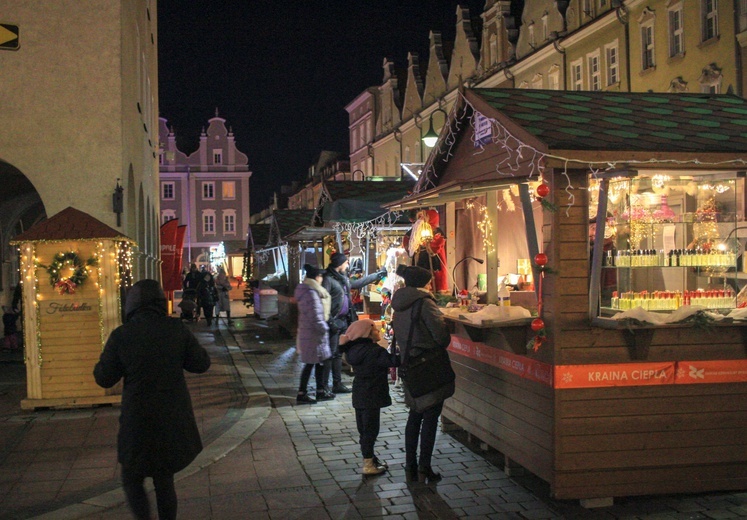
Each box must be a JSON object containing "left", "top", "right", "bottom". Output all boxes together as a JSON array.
[
  {"left": 94, "top": 279, "right": 211, "bottom": 520},
  {"left": 339, "top": 319, "right": 400, "bottom": 475}
]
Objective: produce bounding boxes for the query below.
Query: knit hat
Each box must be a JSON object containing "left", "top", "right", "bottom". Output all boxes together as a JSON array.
[
  {"left": 303, "top": 264, "right": 323, "bottom": 279},
  {"left": 329, "top": 252, "right": 348, "bottom": 268},
  {"left": 339, "top": 319, "right": 376, "bottom": 345},
  {"left": 396, "top": 264, "right": 432, "bottom": 288}
]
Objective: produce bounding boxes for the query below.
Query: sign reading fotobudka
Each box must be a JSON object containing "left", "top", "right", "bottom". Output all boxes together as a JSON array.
[{"left": 39, "top": 299, "right": 99, "bottom": 318}]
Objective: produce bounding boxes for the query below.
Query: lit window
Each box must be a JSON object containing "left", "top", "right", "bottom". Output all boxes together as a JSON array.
[
  {"left": 606, "top": 43, "right": 619, "bottom": 85},
  {"left": 702, "top": 0, "right": 718, "bottom": 41},
  {"left": 222, "top": 181, "right": 236, "bottom": 200},
  {"left": 202, "top": 182, "right": 215, "bottom": 200},
  {"left": 669, "top": 4, "right": 684, "bottom": 56},
  {"left": 213, "top": 149, "right": 222, "bottom": 165},
  {"left": 161, "top": 182, "right": 174, "bottom": 200}
]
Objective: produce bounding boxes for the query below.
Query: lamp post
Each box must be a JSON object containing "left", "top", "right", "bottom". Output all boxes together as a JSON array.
[
  {"left": 422, "top": 108, "right": 448, "bottom": 148},
  {"left": 452, "top": 256, "right": 484, "bottom": 297}
]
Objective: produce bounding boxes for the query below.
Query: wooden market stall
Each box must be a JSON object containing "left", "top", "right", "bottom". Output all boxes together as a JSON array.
[
  {"left": 387, "top": 88, "right": 747, "bottom": 504},
  {"left": 11, "top": 207, "right": 135, "bottom": 410}
]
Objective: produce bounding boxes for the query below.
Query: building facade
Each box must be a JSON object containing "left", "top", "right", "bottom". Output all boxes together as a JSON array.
[
  {"left": 158, "top": 114, "right": 251, "bottom": 277},
  {"left": 0, "top": 0, "right": 160, "bottom": 306}
]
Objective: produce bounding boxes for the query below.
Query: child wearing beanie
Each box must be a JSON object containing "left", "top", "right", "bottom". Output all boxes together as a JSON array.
[{"left": 339, "top": 319, "right": 400, "bottom": 475}]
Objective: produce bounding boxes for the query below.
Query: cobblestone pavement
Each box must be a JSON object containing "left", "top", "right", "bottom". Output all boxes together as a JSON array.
[{"left": 0, "top": 306, "right": 745, "bottom": 519}]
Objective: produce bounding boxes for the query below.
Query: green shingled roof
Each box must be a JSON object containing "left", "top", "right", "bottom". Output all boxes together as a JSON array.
[
  {"left": 471, "top": 89, "right": 747, "bottom": 153},
  {"left": 272, "top": 209, "right": 316, "bottom": 241}
]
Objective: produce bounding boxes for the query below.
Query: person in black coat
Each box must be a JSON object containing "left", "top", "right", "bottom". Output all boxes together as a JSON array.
[
  {"left": 322, "top": 252, "right": 385, "bottom": 393},
  {"left": 93, "top": 279, "right": 211, "bottom": 520},
  {"left": 339, "top": 319, "right": 400, "bottom": 475},
  {"left": 196, "top": 268, "right": 217, "bottom": 326}
]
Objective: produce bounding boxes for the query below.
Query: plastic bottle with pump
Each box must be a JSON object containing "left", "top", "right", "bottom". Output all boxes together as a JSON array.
[{"left": 497, "top": 281, "right": 510, "bottom": 316}]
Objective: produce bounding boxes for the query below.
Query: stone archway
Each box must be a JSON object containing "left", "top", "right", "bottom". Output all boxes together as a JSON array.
[{"left": 0, "top": 160, "right": 46, "bottom": 305}]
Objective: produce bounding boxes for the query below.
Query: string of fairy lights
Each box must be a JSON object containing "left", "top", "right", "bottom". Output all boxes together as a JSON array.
[{"left": 15, "top": 239, "right": 135, "bottom": 366}]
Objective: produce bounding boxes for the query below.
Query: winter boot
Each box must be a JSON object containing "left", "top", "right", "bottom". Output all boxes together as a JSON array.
[{"left": 362, "top": 458, "right": 387, "bottom": 476}]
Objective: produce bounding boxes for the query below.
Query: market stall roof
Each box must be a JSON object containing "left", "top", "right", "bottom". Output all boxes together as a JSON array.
[
  {"left": 246, "top": 223, "right": 271, "bottom": 250},
  {"left": 319, "top": 180, "right": 415, "bottom": 222},
  {"left": 11, "top": 206, "right": 135, "bottom": 244},
  {"left": 391, "top": 88, "right": 747, "bottom": 208},
  {"left": 267, "top": 209, "right": 335, "bottom": 244}
]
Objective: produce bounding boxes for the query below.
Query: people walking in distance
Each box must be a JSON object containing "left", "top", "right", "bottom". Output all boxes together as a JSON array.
[
  {"left": 295, "top": 264, "right": 334, "bottom": 404},
  {"left": 339, "top": 319, "right": 400, "bottom": 475},
  {"left": 93, "top": 279, "right": 211, "bottom": 520},
  {"left": 196, "top": 267, "right": 217, "bottom": 326},
  {"left": 214, "top": 266, "right": 233, "bottom": 324},
  {"left": 182, "top": 263, "right": 202, "bottom": 320},
  {"left": 322, "top": 252, "right": 386, "bottom": 394},
  {"left": 391, "top": 265, "right": 453, "bottom": 483}
]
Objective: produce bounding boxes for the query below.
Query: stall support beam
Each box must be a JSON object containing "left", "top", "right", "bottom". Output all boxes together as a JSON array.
[
  {"left": 486, "top": 190, "right": 500, "bottom": 304},
  {"left": 518, "top": 184, "right": 540, "bottom": 297},
  {"left": 446, "top": 202, "right": 456, "bottom": 294},
  {"left": 589, "top": 178, "right": 610, "bottom": 319}
]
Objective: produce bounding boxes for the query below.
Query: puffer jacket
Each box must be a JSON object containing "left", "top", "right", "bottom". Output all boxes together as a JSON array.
[
  {"left": 93, "top": 280, "right": 211, "bottom": 475},
  {"left": 322, "top": 267, "right": 382, "bottom": 327},
  {"left": 294, "top": 280, "right": 331, "bottom": 364},
  {"left": 340, "top": 337, "right": 399, "bottom": 409}
]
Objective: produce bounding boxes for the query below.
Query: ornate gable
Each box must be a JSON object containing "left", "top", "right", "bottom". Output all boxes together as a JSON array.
[
  {"left": 401, "top": 52, "right": 424, "bottom": 121},
  {"left": 423, "top": 31, "right": 449, "bottom": 106},
  {"left": 377, "top": 59, "right": 401, "bottom": 136},
  {"left": 447, "top": 6, "right": 480, "bottom": 90}
]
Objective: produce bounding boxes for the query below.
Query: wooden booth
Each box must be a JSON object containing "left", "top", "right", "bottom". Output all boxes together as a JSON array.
[
  {"left": 11, "top": 207, "right": 135, "bottom": 410},
  {"left": 387, "top": 88, "right": 747, "bottom": 504}
]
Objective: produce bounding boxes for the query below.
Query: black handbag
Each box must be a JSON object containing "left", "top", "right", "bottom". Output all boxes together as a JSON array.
[{"left": 399, "top": 299, "right": 455, "bottom": 398}]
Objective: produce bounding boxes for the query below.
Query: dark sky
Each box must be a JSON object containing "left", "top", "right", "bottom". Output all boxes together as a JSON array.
[{"left": 157, "top": 1, "right": 486, "bottom": 213}]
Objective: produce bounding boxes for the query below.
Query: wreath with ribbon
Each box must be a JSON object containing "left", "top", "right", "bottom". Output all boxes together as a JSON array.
[{"left": 41, "top": 251, "right": 99, "bottom": 295}]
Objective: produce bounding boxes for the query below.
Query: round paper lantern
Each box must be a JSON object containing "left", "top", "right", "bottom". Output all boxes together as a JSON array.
[
  {"left": 536, "top": 183, "right": 550, "bottom": 198},
  {"left": 534, "top": 253, "right": 548, "bottom": 266},
  {"left": 531, "top": 318, "right": 545, "bottom": 331}
]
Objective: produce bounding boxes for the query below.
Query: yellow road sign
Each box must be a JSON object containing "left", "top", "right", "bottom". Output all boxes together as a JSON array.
[{"left": 0, "top": 23, "right": 19, "bottom": 50}]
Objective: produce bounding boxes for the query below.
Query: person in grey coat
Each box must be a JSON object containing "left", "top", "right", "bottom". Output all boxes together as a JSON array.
[
  {"left": 93, "top": 279, "right": 211, "bottom": 520},
  {"left": 391, "top": 265, "right": 453, "bottom": 483},
  {"left": 295, "top": 264, "right": 334, "bottom": 404}
]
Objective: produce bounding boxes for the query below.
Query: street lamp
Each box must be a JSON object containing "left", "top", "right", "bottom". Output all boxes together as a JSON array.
[{"left": 422, "top": 108, "right": 447, "bottom": 148}]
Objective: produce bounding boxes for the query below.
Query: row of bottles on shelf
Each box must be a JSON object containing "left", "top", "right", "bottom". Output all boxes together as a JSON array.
[
  {"left": 607, "top": 248, "right": 736, "bottom": 268},
  {"left": 610, "top": 289, "right": 737, "bottom": 311}
]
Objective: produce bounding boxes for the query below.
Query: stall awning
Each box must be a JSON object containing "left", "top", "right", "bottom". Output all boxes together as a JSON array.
[
  {"left": 320, "top": 180, "right": 414, "bottom": 222},
  {"left": 383, "top": 178, "right": 531, "bottom": 210}
]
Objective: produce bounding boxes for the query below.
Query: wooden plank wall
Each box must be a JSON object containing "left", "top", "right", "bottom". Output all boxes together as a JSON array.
[
  {"left": 548, "top": 169, "right": 747, "bottom": 499},
  {"left": 36, "top": 243, "right": 107, "bottom": 399}
]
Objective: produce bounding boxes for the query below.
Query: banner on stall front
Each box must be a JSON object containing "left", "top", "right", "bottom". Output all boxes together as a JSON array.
[
  {"left": 160, "top": 219, "right": 180, "bottom": 292},
  {"left": 553, "top": 362, "right": 675, "bottom": 389},
  {"left": 675, "top": 359, "right": 747, "bottom": 384}
]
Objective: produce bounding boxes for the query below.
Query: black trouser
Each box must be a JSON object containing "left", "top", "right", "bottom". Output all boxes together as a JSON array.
[
  {"left": 405, "top": 402, "right": 444, "bottom": 469},
  {"left": 298, "top": 360, "right": 330, "bottom": 394},
  {"left": 328, "top": 328, "right": 345, "bottom": 387},
  {"left": 121, "top": 465, "right": 177, "bottom": 520},
  {"left": 355, "top": 408, "right": 381, "bottom": 459},
  {"left": 200, "top": 303, "right": 213, "bottom": 324}
]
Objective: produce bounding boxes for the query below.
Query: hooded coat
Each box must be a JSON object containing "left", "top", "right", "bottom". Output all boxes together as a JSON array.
[
  {"left": 294, "top": 279, "right": 332, "bottom": 364},
  {"left": 322, "top": 267, "right": 381, "bottom": 330},
  {"left": 93, "top": 280, "right": 211, "bottom": 475},
  {"left": 390, "top": 286, "right": 453, "bottom": 411},
  {"left": 340, "top": 337, "right": 399, "bottom": 409}
]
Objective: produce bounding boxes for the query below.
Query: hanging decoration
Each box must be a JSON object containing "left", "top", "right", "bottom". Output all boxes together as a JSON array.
[
  {"left": 527, "top": 252, "right": 556, "bottom": 352},
  {"left": 39, "top": 251, "right": 99, "bottom": 295},
  {"left": 533, "top": 181, "right": 558, "bottom": 212}
]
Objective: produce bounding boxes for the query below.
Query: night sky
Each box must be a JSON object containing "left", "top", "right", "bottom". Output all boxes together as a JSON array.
[{"left": 157, "top": 1, "right": 486, "bottom": 213}]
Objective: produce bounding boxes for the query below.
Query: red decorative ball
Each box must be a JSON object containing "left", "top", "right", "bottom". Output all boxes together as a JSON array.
[
  {"left": 534, "top": 253, "right": 548, "bottom": 266},
  {"left": 536, "top": 183, "right": 550, "bottom": 198},
  {"left": 531, "top": 318, "right": 545, "bottom": 331}
]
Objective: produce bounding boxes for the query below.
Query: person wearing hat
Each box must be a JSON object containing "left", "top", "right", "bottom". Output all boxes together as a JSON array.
[
  {"left": 339, "top": 319, "right": 400, "bottom": 475},
  {"left": 294, "top": 264, "right": 334, "bottom": 404},
  {"left": 94, "top": 280, "right": 211, "bottom": 520},
  {"left": 391, "top": 264, "right": 452, "bottom": 483},
  {"left": 322, "top": 252, "right": 386, "bottom": 393}
]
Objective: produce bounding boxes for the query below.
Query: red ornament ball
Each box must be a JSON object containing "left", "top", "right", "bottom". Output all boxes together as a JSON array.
[
  {"left": 534, "top": 253, "right": 548, "bottom": 266},
  {"left": 531, "top": 318, "right": 545, "bottom": 331},
  {"left": 536, "top": 183, "right": 550, "bottom": 198}
]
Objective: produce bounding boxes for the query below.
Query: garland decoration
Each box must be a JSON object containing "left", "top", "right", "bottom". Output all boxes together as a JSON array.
[
  {"left": 40, "top": 251, "right": 99, "bottom": 295},
  {"left": 527, "top": 252, "right": 553, "bottom": 352}
]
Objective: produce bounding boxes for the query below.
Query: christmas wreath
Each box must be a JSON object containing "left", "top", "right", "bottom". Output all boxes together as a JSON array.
[{"left": 41, "top": 251, "right": 99, "bottom": 295}]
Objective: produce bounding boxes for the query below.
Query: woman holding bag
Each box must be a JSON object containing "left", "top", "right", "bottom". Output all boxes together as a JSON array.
[{"left": 391, "top": 264, "right": 453, "bottom": 483}]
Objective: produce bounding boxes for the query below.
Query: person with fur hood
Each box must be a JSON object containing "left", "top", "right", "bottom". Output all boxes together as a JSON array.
[
  {"left": 294, "top": 264, "right": 334, "bottom": 404},
  {"left": 339, "top": 319, "right": 400, "bottom": 475},
  {"left": 390, "top": 264, "right": 453, "bottom": 483}
]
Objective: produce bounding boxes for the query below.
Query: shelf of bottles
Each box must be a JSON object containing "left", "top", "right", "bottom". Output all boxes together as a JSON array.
[{"left": 591, "top": 173, "right": 745, "bottom": 316}]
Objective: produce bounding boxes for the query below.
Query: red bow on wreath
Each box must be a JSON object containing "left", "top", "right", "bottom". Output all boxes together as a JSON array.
[{"left": 55, "top": 279, "right": 77, "bottom": 295}]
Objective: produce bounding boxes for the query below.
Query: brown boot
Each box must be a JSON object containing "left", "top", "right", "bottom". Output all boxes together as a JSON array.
[{"left": 362, "top": 458, "right": 386, "bottom": 475}]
